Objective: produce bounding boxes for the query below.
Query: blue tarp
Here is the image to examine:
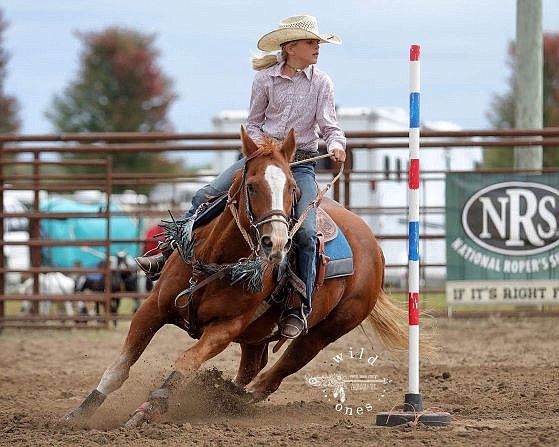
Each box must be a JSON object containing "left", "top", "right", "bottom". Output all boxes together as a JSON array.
[{"left": 40, "top": 198, "right": 140, "bottom": 267}]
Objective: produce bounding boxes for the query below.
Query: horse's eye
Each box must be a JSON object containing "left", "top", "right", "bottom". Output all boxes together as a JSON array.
[{"left": 247, "top": 184, "right": 255, "bottom": 194}]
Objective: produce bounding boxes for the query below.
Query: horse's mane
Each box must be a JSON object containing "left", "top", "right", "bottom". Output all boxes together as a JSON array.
[{"left": 256, "top": 137, "right": 279, "bottom": 157}]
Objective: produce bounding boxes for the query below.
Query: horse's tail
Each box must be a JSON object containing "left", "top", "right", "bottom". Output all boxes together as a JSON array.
[
  {"left": 366, "top": 290, "right": 409, "bottom": 351},
  {"left": 366, "top": 290, "right": 435, "bottom": 353}
]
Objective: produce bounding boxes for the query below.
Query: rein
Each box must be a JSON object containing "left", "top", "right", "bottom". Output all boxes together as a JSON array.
[{"left": 289, "top": 152, "right": 332, "bottom": 166}]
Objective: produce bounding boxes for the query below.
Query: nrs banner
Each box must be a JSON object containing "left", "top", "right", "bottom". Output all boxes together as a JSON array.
[{"left": 446, "top": 172, "right": 559, "bottom": 306}]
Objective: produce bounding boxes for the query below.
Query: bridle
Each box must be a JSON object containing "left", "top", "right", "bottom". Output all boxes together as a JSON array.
[
  {"left": 227, "top": 148, "right": 344, "bottom": 259},
  {"left": 227, "top": 148, "right": 296, "bottom": 258}
]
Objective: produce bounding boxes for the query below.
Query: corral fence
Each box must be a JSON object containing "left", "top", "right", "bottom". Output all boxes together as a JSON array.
[{"left": 1, "top": 128, "right": 558, "bottom": 328}]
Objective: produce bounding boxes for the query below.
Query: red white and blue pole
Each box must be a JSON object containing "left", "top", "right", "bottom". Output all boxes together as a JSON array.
[
  {"left": 376, "top": 44, "right": 450, "bottom": 426},
  {"left": 408, "top": 44, "right": 421, "bottom": 402}
]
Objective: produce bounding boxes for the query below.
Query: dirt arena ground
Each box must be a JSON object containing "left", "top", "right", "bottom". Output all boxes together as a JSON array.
[{"left": 1, "top": 315, "right": 558, "bottom": 446}]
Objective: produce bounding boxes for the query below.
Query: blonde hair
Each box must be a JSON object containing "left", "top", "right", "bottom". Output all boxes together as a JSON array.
[{"left": 251, "top": 47, "right": 289, "bottom": 71}]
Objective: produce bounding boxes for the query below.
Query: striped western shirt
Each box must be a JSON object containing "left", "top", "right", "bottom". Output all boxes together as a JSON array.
[{"left": 246, "top": 62, "right": 346, "bottom": 153}]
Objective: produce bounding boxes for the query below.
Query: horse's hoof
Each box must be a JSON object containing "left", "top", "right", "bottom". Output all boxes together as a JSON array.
[
  {"left": 124, "top": 411, "right": 147, "bottom": 428},
  {"left": 61, "top": 389, "right": 106, "bottom": 424},
  {"left": 246, "top": 388, "right": 270, "bottom": 403},
  {"left": 61, "top": 406, "right": 90, "bottom": 425},
  {"left": 124, "top": 401, "right": 153, "bottom": 428},
  {"left": 60, "top": 411, "right": 81, "bottom": 425}
]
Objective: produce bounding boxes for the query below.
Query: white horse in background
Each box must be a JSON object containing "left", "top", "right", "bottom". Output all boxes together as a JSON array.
[{"left": 19, "top": 272, "right": 88, "bottom": 317}]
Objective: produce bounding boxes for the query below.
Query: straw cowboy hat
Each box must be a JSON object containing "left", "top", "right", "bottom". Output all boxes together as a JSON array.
[{"left": 257, "top": 15, "right": 341, "bottom": 52}]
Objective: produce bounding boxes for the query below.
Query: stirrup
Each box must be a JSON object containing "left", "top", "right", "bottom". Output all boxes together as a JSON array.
[
  {"left": 134, "top": 254, "right": 165, "bottom": 281},
  {"left": 280, "top": 309, "right": 308, "bottom": 339}
]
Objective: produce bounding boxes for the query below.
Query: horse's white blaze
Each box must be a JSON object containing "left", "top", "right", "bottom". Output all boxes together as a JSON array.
[
  {"left": 264, "top": 164, "right": 289, "bottom": 253},
  {"left": 96, "top": 353, "right": 131, "bottom": 395},
  {"left": 264, "top": 164, "right": 286, "bottom": 211}
]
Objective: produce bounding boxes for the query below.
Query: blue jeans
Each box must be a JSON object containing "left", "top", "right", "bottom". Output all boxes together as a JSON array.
[{"left": 180, "top": 157, "right": 318, "bottom": 314}]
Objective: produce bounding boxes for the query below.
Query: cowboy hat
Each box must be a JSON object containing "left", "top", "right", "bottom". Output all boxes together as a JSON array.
[{"left": 257, "top": 15, "right": 341, "bottom": 52}]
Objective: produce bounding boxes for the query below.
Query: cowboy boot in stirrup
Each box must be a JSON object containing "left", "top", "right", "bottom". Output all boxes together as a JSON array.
[
  {"left": 135, "top": 240, "right": 175, "bottom": 281},
  {"left": 279, "top": 293, "right": 309, "bottom": 339}
]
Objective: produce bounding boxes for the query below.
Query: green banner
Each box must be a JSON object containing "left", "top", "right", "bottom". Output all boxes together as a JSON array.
[
  {"left": 446, "top": 172, "right": 559, "bottom": 306},
  {"left": 446, "top": 172, "right": 559, "bottom": 282}
]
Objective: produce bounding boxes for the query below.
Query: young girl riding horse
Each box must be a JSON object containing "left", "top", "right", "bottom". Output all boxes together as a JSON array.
[{"left": 136, "top": 15, "right": 346, "bottom": 339}]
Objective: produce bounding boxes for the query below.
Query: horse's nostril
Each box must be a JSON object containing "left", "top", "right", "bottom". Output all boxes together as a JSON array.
[
  {"left": 261, "top": 236, "right": 273, "bottom": 250},
  {"left": 268, "top": 252, "right": 283, "bottom": 264}
]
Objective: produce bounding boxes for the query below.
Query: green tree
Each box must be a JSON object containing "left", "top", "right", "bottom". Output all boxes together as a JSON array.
[
  {"left": 484, "top": 33, "right": 559, "bottom": 168},
  {"left": 0, "top": 9, "right": 20, "bottom": 133},
  {"left": 46, "top": 27, "right": 179, "bottom": 185}
]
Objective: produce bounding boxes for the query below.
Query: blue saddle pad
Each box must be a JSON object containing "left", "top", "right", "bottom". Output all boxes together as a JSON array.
[{"left": 323, "top": 226, "right": 354, "bottom": 279}]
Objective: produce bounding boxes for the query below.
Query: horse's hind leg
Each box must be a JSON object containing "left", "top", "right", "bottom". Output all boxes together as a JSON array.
[
  {"left": 247, "top": 300, "right": 367, "bottom": 401},
  {"left": 63, "top": 296, "right": 164, "bottom": 422},
  {"left": 234, "top": 343, "right": 269, "bottom": 387}
]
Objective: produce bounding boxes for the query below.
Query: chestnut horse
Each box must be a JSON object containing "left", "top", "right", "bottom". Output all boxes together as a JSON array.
[{"left": 63, "top": 128, "right": 408, "bottom": 428}]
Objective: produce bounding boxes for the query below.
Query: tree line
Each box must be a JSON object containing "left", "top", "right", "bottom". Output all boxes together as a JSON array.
[{"left": 1, "top": 9, "right": 180, "bottom": 187}]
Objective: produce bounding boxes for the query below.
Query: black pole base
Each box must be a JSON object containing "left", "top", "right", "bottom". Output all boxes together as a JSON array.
[
  {"left": 404, "top": 393, "right": 424, "bottom": 412},
  {"left": 376, "top": 393, "right": 451, "bottom": 427}
]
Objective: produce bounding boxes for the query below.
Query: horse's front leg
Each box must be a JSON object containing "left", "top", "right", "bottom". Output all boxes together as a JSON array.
[
  {"left": 234, "top": 342, "right": 269, "bottom": 387},
  {"left": 63, "top": 296, "right": 164, "bottom": 423},
  {"left": 124, "top": 316, "right": 246, "bottom": 428}
]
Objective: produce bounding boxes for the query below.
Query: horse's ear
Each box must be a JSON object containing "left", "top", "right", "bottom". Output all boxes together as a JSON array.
[
  {"left": 240, "top": 126, "right": 259, "bottom": 158},
  {"left": 280, "top": 128, "right": 296, "bottom": 162}
]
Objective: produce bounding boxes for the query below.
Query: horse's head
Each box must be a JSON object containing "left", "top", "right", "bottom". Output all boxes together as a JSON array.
[{"left": 235, "top": 126, "right": 297, "bottom": 264}]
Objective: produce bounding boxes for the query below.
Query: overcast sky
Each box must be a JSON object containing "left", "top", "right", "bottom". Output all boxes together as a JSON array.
[{"left": 3, "top": 0, "right": 559, "bottom": 135}]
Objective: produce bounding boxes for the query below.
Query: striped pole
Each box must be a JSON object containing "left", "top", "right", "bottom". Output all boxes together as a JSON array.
[
  {"left": 376, "top": 44, "right": 450, "bottom": 426},
  {"left": 408, "top": 44, "right": 421, "bottom": 403}
]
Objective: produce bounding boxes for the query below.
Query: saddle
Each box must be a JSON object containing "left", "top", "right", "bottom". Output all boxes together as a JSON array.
[{"left": 315, "top": 207, "right": 353, "bottom": 286}]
